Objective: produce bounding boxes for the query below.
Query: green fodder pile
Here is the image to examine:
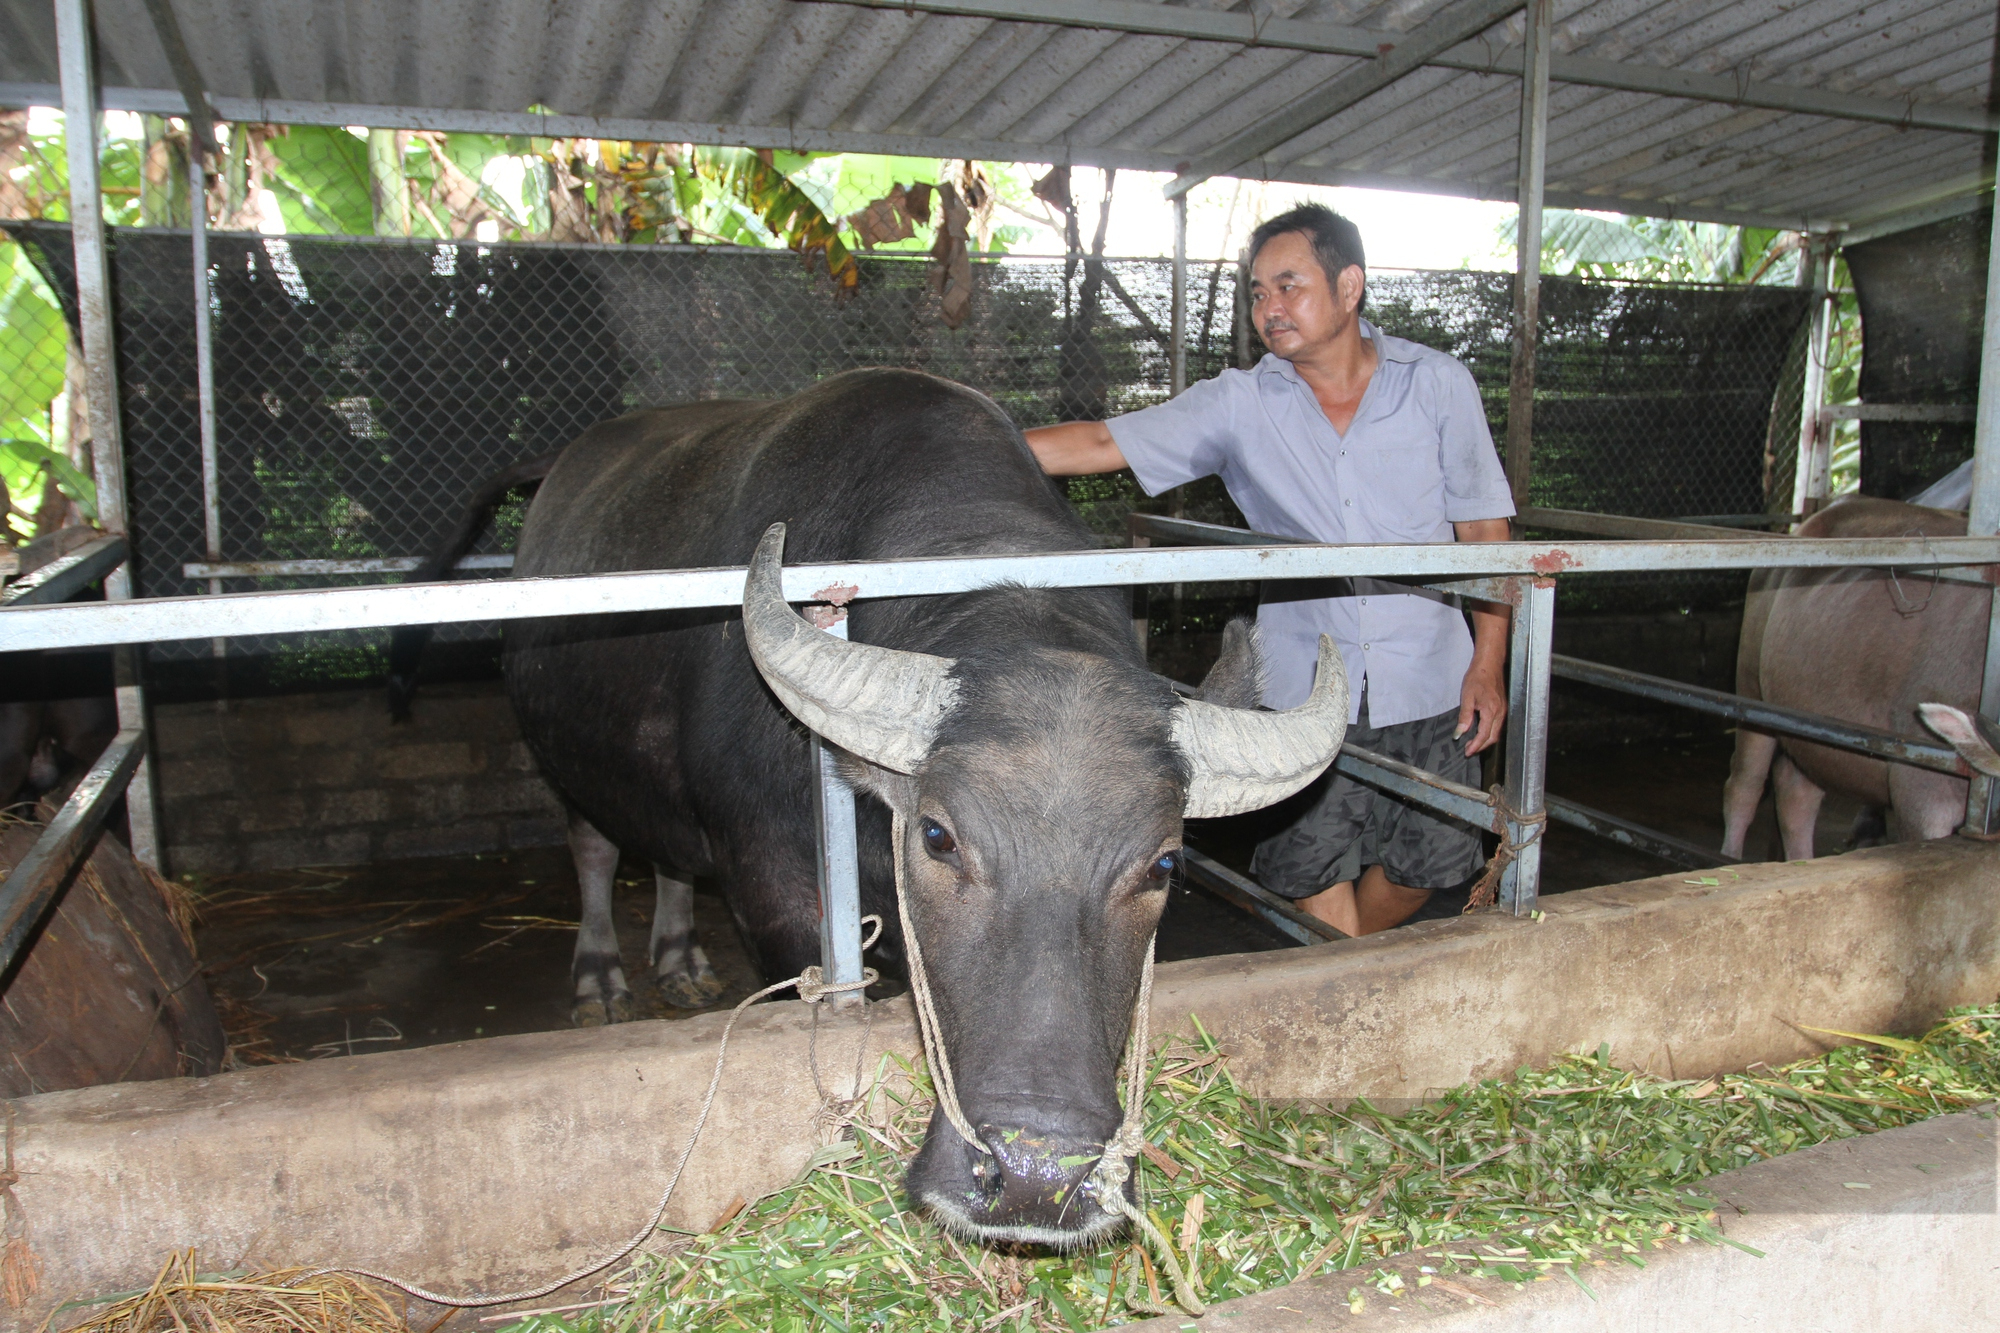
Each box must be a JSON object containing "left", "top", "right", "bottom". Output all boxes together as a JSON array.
[{"left": 498, "top": 1006, "right": 1999, "bottom": 1333}]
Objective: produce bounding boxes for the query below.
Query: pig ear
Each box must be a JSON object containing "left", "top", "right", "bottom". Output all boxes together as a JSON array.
[{"left": 1918, "top": 703, "right": 2000, "bottom": 778}]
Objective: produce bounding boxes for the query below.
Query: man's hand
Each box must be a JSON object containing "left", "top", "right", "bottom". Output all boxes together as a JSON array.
[
  {"left": 1456, "top": 661, "right": 1507, "bottom": 756},
  {"left": 1024, "top": 422, "right": 1128, "bottom": 476},
  {"left": 1452, "top": 517, "right": 1512, "bottom": 755}
]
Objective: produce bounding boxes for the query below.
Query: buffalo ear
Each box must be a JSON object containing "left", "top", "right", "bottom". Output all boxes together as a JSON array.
[
  {"left": 1195, "top": 619, "right": 1265, "bottom": 711},
  {"left": 832, "top": 749, "right": 918, "bottom": 813}
]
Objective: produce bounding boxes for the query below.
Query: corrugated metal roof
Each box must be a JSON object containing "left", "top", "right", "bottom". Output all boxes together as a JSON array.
[{"left": 1, "top": 0, "right": 1992, "bottom": 231}]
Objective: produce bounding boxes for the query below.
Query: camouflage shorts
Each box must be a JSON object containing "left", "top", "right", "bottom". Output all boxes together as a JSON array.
[{"left": 1249, "top": 697, "right": 1485, "bottom": 897}]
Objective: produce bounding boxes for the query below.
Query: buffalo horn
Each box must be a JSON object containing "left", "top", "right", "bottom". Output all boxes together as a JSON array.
[
  {"left": 1173, "top": 634, "right": 1350, "bottom": 818},
  {"left": 741, "top": 523, "right": 959, "bottom": 775}
]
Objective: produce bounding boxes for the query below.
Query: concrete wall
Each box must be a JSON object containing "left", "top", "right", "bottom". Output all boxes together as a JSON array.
[
  {"left": 154, "top": 681, "right": 564, "bottom": 873},
  {"left": 9, "top": 839, "right": 1995, "bottom": 1327}
]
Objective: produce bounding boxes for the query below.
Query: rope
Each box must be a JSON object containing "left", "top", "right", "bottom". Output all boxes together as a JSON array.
[
  {"left": 890, "top": 812, "right": 1202, "bottom": 1313},
  {"left": 890, "top": 810, "right": 991, "bottom": 1156},
  {"left": 1081, "top": 941, "right": 1206, "bottom": 1316},
  {"left": 1464, "top": 785, "right": 1549, "bottom": 913},
  {"left": 287, "top": 961, "right": 877, "bottom": 1309}
]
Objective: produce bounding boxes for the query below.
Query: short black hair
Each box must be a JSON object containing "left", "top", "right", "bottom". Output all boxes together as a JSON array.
[{"left": 1248, "top": 203, "right": 1367, "bottom": 311}]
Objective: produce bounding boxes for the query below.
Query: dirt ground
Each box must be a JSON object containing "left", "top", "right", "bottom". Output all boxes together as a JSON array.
[{"left": 192, "top": 728, "right": 1862, "bottom": 1065}]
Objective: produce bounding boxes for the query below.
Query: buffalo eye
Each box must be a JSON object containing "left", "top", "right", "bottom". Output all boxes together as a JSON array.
[
  {"left": 1145, "top": 851, "right": 1179, "bottom": 884},
  {"left": 920, "top": 818, "right": 957, "bottom": 857}
]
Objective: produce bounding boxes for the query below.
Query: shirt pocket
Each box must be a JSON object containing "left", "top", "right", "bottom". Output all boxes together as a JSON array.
[{"left": 1348, "top": 439, "right": 1446, "bottom": 541}]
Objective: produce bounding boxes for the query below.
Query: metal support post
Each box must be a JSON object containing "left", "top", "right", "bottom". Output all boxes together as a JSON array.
[
  {"left": 1170, "top": 193, "right": 1188, "bottom": 397},
  {"left": 1499, "top": 575, "right": 1554, "bottom": 912},
  {"left": 1504, "top": 0, "right": 1551, "bottom": 510},
  {"left": 1960, "top": 185, "right": 2000, "bottom": 836},
  {"left": 1234, "top": 247, "right": 1252, "bottom": 369},
  {"left": 58, "top": 0, "right": 163, "bottom": 869},
  {"left": 1128, "top": 525, "right": 1150, "bottom": 654},
  {"left": 811, "top": 617, "right": 864, "bottom": 1007},
  {"left": 191, "top": 148, "right": 227, "bottom": 669},
  {"left": 1791, "top": 234, "right": 1838, "bottom": 523}
]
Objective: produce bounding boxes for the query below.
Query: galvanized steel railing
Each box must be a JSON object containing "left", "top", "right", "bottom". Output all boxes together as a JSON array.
[{"left": 4, "top": 521, "right": 1998, "bottom": 983}]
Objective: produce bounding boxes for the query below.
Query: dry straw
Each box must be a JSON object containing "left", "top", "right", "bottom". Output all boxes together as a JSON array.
[{"left": 49, "top": 1251, "right": 408, "bottom": 1333}]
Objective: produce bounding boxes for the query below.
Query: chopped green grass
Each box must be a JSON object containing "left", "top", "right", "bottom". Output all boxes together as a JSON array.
[{"left": 498, "top": 1006, "right": 1999, "bottom": 1333}]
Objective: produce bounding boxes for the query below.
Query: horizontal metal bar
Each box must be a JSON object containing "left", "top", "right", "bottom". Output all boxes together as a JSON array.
[
  {"left": 0, "top": 728, "right": 145, "bottom": 981},
  {"left": 1130, "top": 514, "right": 1527, "bottom": 604},
  {"left": 1, "top": 535, "right": 128, "bottom": 607},
  {"left": 1517, "top": 506, "right": 1764, "bottom": 541},
  {"left": 1337, "top": 742, "right": 1497, "bottom": 828},
  {"left": 1179, "top": 849, "right": 1344, "bottom": 945},
  {"left": 1551, "top": 655, "right": 1966, "bottom": 775},
  {"left": 1819, "top": 404, "right": 1977, "bottom": 424},
  {"left": 1543, "top": 794, "right": 1735, "bottom": 871},
  {"left": 182, "top": 555, "right": 515, "bottom": 578},
  {"left": 8, "top": 537, "right": 2000, "bottom": 653},
  {"left": 1676, "top": 513, "right": 1802, "bottom": 529}
]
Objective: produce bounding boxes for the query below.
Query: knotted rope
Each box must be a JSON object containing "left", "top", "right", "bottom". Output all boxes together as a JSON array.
[
  {"left": 890, "top": 812, "right": 1203, "bottom": 1314},
  {"left": 287, "top": 955, "right": 878, "bottom": 1309},
  {"left": 1464, "top": 784, "right": 1549, "bottom": 913}
]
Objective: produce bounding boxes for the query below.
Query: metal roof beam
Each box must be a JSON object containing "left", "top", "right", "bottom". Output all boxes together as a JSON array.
[
  {"left": 0, "top": 80, "right": 1855, "bottom": 231},
  {"left": 137, "top": 0, "right": 216, "bottom": 156},
  {"left": 1160, "top": 0, "right": 1526, "bottom": 199},
  {"left": 814, "top": 0, "right": 1998, "bottom": 136}
]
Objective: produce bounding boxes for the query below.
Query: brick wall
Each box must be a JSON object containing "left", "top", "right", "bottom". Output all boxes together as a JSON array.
[{"left": 155, "top": 681, "right": 565, "bottom": 873}]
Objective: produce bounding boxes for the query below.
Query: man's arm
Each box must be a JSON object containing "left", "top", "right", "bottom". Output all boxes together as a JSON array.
[
  {"left": 1024, "top": 422, "right": 1129, "bottom": 476},
  {"left": 1452, "top": 517, "right": 1512, "bottom": 756}
]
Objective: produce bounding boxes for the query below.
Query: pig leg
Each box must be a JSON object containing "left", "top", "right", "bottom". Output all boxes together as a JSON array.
[
  {"left": 1771, "top": 751, "right": 1825, "bottom": 861},
  {"left": 1722, "top": 729, "right": 1777, "bottom": 859},
  {"left": 568, "top": 810, "right": 634, "bottom": 1026},
  {"left": 1887, "top": 766, "right": 1967, "bottom": 844},
  {"left": 651, "top": 868, "right": 725, "bottom": 1008}
]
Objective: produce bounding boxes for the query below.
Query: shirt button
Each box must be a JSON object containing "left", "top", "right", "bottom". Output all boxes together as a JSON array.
[
  {"left": 1340, "top": 449, "right": 1347, "bottom": 456},
  {"left": 1362, "top": 643, "right": 1372, "bottom": 651},
  {"left": 1360, "top": 598, "right": 1368, "bottom": 606},
  {"left": 1344, "top": 498, "right": 1352, "bottom": 507}
]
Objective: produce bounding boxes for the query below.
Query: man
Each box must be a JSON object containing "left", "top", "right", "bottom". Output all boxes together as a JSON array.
[{"left": 1024, "top": 203, "right": 1515, "bottom": 936}]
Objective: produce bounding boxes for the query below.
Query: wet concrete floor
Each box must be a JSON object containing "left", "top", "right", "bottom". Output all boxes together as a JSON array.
[{"left": 194, "top": 728, "right": 1861, "bottom": 1066}]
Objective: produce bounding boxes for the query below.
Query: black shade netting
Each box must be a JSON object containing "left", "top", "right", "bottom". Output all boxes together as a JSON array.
[
  {"left": 8, "top": 223, "right": 1808, "bottom": 679},
  {"left": 1843, "top": 207, "right": 1988, "bottom": 502}
]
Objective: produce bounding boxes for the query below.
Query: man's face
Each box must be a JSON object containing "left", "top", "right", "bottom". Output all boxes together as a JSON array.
[{"left": 1249, "top": 230, "right": 1361, "bottom": 361}]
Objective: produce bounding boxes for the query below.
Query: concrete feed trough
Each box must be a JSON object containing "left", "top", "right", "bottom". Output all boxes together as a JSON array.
[{"left": 6, "top": 838, "right": 1995, "bottom": 1328}]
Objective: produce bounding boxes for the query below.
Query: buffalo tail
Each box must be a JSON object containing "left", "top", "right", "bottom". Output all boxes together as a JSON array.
[{"left": 387, "top": 451, "right": 561, "bottom": 722}]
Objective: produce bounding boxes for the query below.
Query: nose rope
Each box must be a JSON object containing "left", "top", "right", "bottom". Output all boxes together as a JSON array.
[
  {"left": 891, "top": 812, "right": 1204, "bottom": 1315},
  {"left": 891, "top": 810, "right": 993, "bottom": 1156},
  {"left": 1083, "top": 941, "right": 1206, "bottom": 1316}
]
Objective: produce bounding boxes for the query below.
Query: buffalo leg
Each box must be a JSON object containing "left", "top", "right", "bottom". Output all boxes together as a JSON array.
[
  {"left": 1771, "top": 751, "right": 1825, "bottom": 861},
  {"left": 651, "top": 869, "right": 725, "bottom": 1008},
  {"left": 567, "top": 810, "right": 635, "bottom": 1026},
  {"left": 1721, "top": 729, "right": 1776, "bottom": 859}
]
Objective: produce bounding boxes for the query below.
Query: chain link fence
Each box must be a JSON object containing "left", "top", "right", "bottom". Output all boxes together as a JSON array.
[{"left": 2, "top": 112, "right": 1814, "bottom": 692}]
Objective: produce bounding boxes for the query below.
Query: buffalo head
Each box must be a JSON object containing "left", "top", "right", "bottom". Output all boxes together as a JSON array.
[{"left": 742, "top": 524, "right": 1346, "bottom": 1246}]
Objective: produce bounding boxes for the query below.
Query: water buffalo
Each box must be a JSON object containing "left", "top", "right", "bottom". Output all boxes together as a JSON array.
[
  {"left": 397, "top": 367, "right": 1348, "bottom": 1245},
  {"left": 1722, "top": 496, "right": 1980, "bottom": 859}
]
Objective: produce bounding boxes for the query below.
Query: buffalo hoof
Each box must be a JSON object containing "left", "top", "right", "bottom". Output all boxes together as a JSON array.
[
  {"left": 656, "top": 965, "right": 726, "bottom": 1010},
  {"left": 571, "top": 990, "right": 637, "bottom": 1027}
]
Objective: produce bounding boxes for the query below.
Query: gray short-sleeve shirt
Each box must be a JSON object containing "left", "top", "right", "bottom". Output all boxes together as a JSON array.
[{"left": 1106, "top": 319, "right": 1514, "bottom": 725}]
